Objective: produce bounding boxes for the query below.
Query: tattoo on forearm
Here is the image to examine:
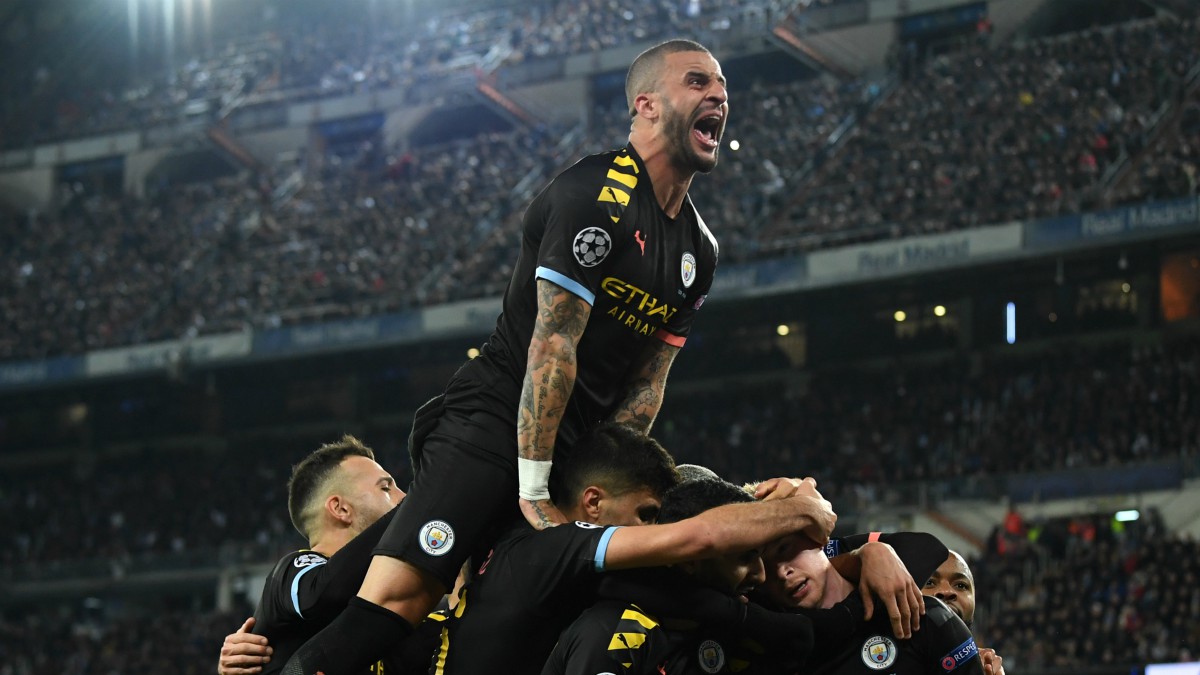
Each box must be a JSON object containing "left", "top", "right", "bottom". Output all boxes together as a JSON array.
[
  {"left": 528, "top": 499, "right": 558, "bottom": 530},
  {"left": 610, "top": 342, "right": 677, "bottom": 433},
  {"left": 518, "top": 280, "right": 590, "bottom": 461}
]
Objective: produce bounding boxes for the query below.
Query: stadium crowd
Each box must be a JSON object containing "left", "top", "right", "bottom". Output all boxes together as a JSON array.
[
  {"left": 4, "top": 13, "right": 1199, "bottom": 362},
  {"left": 0, "top": 604, "right": 254, "bottom": 675},
  {"left": 3, "top": 335, "right": 1194, "bottom": 576},
  {"left": 1, "top": 0, "right": 782, "bottom": 149},
  {"left": 762, "top": 16, "right": 1200, "bottom": 252},
  {"left": 975, "top": 509, "right": 1199, "bottom": 667}
]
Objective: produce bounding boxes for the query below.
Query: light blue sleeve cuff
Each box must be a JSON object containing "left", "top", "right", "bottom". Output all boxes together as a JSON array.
[
  {"left": 594, "top": 526, "right": 621, "bottom": 572},
  {"left": 290, "top": 560, "right": 328, "bottom": 618},
  {"left": 536, "top": 266, "right": 596, "bottom": 306}
]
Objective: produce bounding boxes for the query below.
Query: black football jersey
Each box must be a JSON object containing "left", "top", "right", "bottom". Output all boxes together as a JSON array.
[
  {"left": 807, "top": 595, "right": 984, "bottom": 675},
  {"left": 251, "top": 509, "right": 437, "bottom": 674},
  {"left": 541, "top": 599, "right": 789, "bottom": 675},
  {"left": 431, "top": 520, "right": 622, "bottom": 675},
  {"left": 474, "top": 144, "right": 719, "bottom": 452}
]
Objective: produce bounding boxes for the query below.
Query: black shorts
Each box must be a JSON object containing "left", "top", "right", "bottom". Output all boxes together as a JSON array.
[{"left": 376, "top": 360, "right": 521, "bottom": 589}]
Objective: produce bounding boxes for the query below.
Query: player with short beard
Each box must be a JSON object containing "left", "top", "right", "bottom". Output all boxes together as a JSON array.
[{"left": 285, "top": 43, "right": 729, "bottom": 673}]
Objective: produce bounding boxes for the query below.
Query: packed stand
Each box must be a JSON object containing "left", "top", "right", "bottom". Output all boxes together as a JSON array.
[
  {"left": 654, "top": 336, "right": 1200, "bottom": 508},
  {"left": 0, "top": 179, "right": 264, "bottom": 361},
  {"left": 0, "top": 604, "right": 252, "bottom": 675},
  {"left": 972, "top": 509, "right": 1199, "bottom": 667},
  {"left": 3, "top": 336, "right": 1195, "bottom": 574},
  {"left": 0, "top": 126, "right": 571, "bottom": 361},
  {"left": 762, "top": 16, "right": 1200, "bottom": 253},
  {"left": 3, "top": 0, "right": 783, "bottom": 148},
  {"left": 1117, "top": 89, "right": 1200, "bottom": 205},
  {"left": 1, "top": 34, "right": 279, "bottom": 150},
  {"left": 181, "top": 127, "right": 570, "bottom": 331},
  {"left": 1, "top": 452, "right": 302, "bottom": 579}
]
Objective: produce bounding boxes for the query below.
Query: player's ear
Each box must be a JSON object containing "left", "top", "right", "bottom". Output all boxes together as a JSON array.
[
  {"left": 634, "top": 92, "right": 657, "bottom": 121},
  {"left": 581, "top": 485, "right": 605, "bottom": 520},
  {"left": 325, "top": 494, "right": 353, "bottom": 525}
]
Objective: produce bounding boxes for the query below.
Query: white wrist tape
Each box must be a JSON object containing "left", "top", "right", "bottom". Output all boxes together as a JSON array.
[{"left": 518, "top": 458, "right": 553, "bottom": 501}]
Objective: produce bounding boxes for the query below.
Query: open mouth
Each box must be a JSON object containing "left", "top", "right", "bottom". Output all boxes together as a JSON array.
[
  {"left": 692, "top": 112, "right": 722, "bottom": 151},
  {"left": 789, "top": 579, "right": 810, "bottom": 602}
]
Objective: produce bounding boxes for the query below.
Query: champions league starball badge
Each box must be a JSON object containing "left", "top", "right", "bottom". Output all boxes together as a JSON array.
[
  {"left": 572, "top": 227, "right": 612, "bottom": 267},
  {"left": 418, "top": 520, "right": 455, "bottom": 556}
]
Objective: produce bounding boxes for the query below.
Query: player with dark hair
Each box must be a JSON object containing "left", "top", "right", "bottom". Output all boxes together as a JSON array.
[
  {"left": 220, "top": 436, "right": 403, "bottom": 675},
  {"left": 923, "top": 551, "right": 976, "bottom": 627},
  {"left": 427, "top": 424, "right": 837, "bottom": 675},
  {"left": 286, "top": 38, "right": 728, "bottom": 675},
  {"left": 923, "top": 551, "right": 1006, "bottom": 675},
  {"left": 759, "top": 533, "right": 985, "bottom": 674},
  {"left": 542, "top": 479, "right": 817, "bottom": 674}
]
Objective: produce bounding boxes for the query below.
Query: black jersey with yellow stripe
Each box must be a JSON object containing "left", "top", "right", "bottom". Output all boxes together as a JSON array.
[
  {"left": 428, "top": 520, "right": 620, "bottom": 675},
  {"left": 475, "top": 144, "right": 718, "bottom": 454},
  {"left": 541, "top": 600, "right": 780, "bottom": 675}
]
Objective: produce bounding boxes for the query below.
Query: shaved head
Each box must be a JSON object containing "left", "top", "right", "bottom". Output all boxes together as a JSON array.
[{"left": 625, "top": 39, "right": 712, "bottom": 117}]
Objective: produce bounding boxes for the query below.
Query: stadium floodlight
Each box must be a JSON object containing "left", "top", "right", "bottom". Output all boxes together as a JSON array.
[
  {"left": 1005, "top": 302, "right": 1016, "bottom": 344},
  {"left": 729, "top": 139, "right": 741, "bottom": 151},
  {"left": 894, "top": 310, "right": 906, "bottom": 322},
  {"left": 1115, "top": 509, "right": 1140, "bottom": 522},
  {"left": 776, "top": 324, "right": 789, "bottom": 336},
  {"left": 933, "top": 305, "right": 946, "bottom": 317},
  {"left": 467, "top": 347, "right": 480, "bottom": 359}
]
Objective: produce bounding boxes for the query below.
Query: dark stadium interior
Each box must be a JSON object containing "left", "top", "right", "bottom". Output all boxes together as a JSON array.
[{"left": 1, "top": 0, "right": 1198, "bottom": 672}]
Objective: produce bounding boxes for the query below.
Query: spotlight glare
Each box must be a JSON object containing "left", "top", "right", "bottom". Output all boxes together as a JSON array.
[
  {"left": 467, "top": 347, "right": 480, "bottom": 359},
  {"left": 729, "top": 139, "right": 741, "bottom": 151},
  {"left": 1115, "top": 509, "right": 1140, "bottom": 522},
  {"left": 776, "top": 324, "right": 789, "bottom": 336},
  {"left": 894, "top": 310, "right": 906, "bottom": 322},
  {"left": 934, "top": 305, "right": 946, "bottom": 317}
]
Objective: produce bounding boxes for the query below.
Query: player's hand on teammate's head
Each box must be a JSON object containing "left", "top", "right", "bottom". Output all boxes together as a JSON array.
[
  {"left": 218, "top": 617, "right": 273, "bottom": 675},
  {"left": 753, "top": 476, "right": 821, "bottom": 502},
  {"left": 795, "top": 490, "right": 837, "bottom": 547},
  {"left": 980, "top": 647, "right": 1005, "bottom": 675},
  {"left": 855, "top": 542, "right": 923, "bottom": 640},
  {"left": 519, "top": 497, "right": 568, "bottom": 531}
]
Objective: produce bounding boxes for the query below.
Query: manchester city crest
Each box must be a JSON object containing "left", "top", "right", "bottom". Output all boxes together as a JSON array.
[
  {"left": 861, "top": 635, "right": 898, "bottom": 670},
  {"left": 697, "top": 639, "right": 725, "bottom": 674},
  {"left": 418, "top": 520, "right": 455, "bottom": 556},
  {"left": 681, "top": 252, "right": 697, "bottom": 288}
]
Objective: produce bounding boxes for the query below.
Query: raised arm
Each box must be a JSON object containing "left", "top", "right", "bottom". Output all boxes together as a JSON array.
[
  {"left": 518, "top": 278, "right": 591, "bottom": 529},
  {"left": 603, "top": 482, "right": 837, "bottom": 570},
  {"left": 607, "top": 339, "right": 678, "bottom": 433}
]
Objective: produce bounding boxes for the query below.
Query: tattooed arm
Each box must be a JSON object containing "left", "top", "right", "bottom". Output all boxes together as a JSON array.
[
  {"left": 608, "top": 340, "right": 679, "bottom": 433},
  {"left": 518, "top": 279, "right": 592, "bottom": 530}
]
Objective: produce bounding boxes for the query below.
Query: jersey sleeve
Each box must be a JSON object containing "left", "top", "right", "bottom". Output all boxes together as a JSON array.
[
  {"left": 916, "top": 598, "right": 985, "bottom": 675},
  {"left": 532, "top": 521, "right": 622, "bottom": 576},
  {"left": 828, "top": 531, "right": 950, "bottom": 585},
  {"left": 533, "top": 160, "right": 634, "bottom": 306},
  {"left": 255, "top": 507, "right": 398, "bottom": 629}
]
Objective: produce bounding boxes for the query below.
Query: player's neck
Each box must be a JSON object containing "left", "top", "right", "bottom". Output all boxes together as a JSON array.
[
  {"left": 822, "top": 568, "right": 856, "bottom": 609},
  {"left": 628, "top": 137, "right": 693, "bottom": 219},
  {"left": 309, "top": 528, "right": 352, "bottom": 557},
  {"left": 560, "top": 504, "right": 591, "bottom": 524}
]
